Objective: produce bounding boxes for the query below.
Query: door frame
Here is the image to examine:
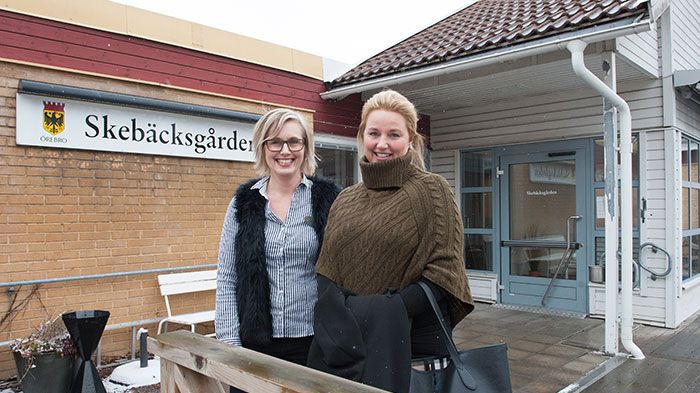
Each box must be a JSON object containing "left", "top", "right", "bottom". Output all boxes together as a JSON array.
[{"left": 494, "top": 139, "right": 592, "bottom": 313}]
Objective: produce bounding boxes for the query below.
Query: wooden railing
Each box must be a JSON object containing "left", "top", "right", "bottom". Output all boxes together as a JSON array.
[{"left": 149, "top": 330, "right": 389, "bottom": 393}]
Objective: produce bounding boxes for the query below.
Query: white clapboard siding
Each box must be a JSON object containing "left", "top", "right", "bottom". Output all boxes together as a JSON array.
[
  {"left": 430, "top": 79, "right": 663, "bottom": 152},
  {"left": 589, "top": 285, "right": 666, "bottom": 326},
  {"left": 430, "top": 150, "right": 457, "bottom": 186},
  {"left": 644, "top": 131, "right": 667, "bottom": 249},
  {"left": 676, "top": 96, "right": 700, "bottom": 136},
  {"left": 671, "top": 0, "right": 700, "bottom": 71},
  {"left": 679, "top": 281, "right": 700, "bottom": 323},
  {"left": 585, "top": 131, "right": 670, "bottom": 325},
  {"left": 640, "top": 131, "right": 669, "bottom": 314},
  {"left": 616, "top": 28, "right": 659, "bottom": 77},
  {"left": 467, "top": 273, "right": 498, "bottom": 303}
]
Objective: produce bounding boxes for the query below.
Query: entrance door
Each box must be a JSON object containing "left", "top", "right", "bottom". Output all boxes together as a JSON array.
[{"left": 499, "top": 144, "right": 588, "bottom": 313}]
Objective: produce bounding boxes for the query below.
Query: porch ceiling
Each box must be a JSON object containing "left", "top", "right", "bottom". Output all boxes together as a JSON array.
[{"left": 386, "top": 52, "right": 651, "bottom": 115}]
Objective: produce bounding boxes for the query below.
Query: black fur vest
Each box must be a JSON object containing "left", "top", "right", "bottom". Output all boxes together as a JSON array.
[{"left": 233, "top": 176, "right": 340, "bottom": 347}]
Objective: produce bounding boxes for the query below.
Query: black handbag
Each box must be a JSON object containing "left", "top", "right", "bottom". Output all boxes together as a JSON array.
[{"left": 409, "top": 282, "right": 512, "bottom": 393}]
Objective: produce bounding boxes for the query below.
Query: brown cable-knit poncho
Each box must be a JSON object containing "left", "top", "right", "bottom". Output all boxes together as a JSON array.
[{"left": 315, "top": 153, "right": 474, "bottom": 326}]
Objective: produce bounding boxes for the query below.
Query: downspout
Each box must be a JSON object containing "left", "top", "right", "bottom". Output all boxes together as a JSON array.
[{"left": 567, "top": 39, "right": 644, "bottom": 359}]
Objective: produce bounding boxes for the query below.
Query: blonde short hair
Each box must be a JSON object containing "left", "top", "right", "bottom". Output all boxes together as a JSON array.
[
  {"left": 357, "top": 90, "right": 425, "bottom": 170},
  {"left": 252, "top": 108, "right": 317, "bottom": 176}
]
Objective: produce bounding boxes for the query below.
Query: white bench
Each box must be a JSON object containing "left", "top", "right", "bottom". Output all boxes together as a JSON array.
[{"left": 157, "top": 269, "right": 217, "bottom": 336}]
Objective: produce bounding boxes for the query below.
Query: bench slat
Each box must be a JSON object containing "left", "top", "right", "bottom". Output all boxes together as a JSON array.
[
  {"left": 160, "top": 280, "right": 217, "bottom": 296},
  {"left": 158, "top": 269, "right": 217, "bottom": 285},
  {"left": 165, "top": 311, "right": 215, "bottom": 325}
]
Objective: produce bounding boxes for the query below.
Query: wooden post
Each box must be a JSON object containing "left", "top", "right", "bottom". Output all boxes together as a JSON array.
[{"left": 149, "top": 330, "right": 389, "bottom": 393}]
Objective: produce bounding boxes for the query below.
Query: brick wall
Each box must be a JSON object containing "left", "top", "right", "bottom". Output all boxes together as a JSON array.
[{"left": 0, "top": 62, "right": 268, "bottom": 378}]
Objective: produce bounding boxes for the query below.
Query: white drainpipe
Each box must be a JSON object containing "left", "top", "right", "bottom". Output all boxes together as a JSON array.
[{"left": 567, "top": 39, "right": 644, "bottom": 360}]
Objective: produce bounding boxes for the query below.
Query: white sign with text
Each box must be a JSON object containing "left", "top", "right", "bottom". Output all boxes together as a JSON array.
[{"left": 16, "top": 93, "right": 255, "bottom": 162}]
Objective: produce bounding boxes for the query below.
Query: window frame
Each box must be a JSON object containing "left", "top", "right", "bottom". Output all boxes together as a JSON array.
[
  {"left": 681, "top": 135, "right": 700, "bottom": 281},
  {"left": 314, "top": 133, "right": 359, "bottom": 188},
  {"left": 459, "top": 149, "right": 496, "bottom": 273}
]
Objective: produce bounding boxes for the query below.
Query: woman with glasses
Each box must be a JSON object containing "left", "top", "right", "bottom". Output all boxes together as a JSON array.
[{"left": 215, "top": 108, "right": 339, "bottom": 391}]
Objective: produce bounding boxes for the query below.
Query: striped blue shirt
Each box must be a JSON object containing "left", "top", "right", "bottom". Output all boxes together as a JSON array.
[{"left": 215, "top": 176, "right": 319, "bottom": 346}]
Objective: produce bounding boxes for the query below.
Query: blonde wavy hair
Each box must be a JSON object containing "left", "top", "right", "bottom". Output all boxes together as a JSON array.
[
  {"left": 357, "top": 90, "right": 425, "bottom": 170},
  {"left": 251, "top": 108, "right": 317, "bottom": 176}
]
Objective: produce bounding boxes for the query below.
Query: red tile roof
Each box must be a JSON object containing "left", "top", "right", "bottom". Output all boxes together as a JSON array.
[{"left": 331, "top": 0, "right": 648, "bottom": 88}]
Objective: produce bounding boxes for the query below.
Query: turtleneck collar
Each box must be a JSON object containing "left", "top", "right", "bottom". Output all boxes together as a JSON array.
[{"left": 360, "top": 153, "right": 415, "bottom": 189}]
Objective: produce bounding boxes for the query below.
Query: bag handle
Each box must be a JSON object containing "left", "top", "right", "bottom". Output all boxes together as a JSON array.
[{"left": 416, "top": 281, "right": 477, "bottom": 390}]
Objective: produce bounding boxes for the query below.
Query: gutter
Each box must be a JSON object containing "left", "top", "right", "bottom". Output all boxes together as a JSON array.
[
  {"left": 568, "top": 39, "right": 644, "bottom": 360},
  {"left": 321, "top": 16, "right": 650, "bottom": 100}
]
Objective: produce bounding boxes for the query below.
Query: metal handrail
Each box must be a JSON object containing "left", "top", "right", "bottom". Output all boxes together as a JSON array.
[
  {"left": 0, "top": 316, "right": 163, "bottom": 348},
  {"left": 501, "top": 240, "right": 582, "bottom": 249},
  {"left": 1, "top": 264, "right": 218, "bottom": 363},
  {"left": 541, "top": 215, "right": 582, "bottom": 305},
  {"left": 0, "top": 263, "right": 217, "bottom": 288},
  {"left": 596, "top": 242, "right": 671, "bottom": 287},
  {"left": 638, "top": 242, "right": 672, "bottom": 280}
]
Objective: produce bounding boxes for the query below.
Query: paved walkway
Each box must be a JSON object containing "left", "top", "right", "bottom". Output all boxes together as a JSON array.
[
  {"left": 454, "top": 302, "right": 700, "bottom": 393},
  {"left": 453, "top": 303, "right": 608, "bottom": 393},
  {"left": 582, "top": 311, "right": 700, "bottom": 392}
]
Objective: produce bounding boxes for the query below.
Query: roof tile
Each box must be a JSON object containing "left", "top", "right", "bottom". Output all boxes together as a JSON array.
[{"left": 331, "top": 0, "right": 648, "bottom": 88}]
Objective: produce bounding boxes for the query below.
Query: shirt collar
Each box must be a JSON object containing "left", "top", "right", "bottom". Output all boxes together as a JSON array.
[{"left": 251, "top": 175, "right": 311, "bottom": 200}]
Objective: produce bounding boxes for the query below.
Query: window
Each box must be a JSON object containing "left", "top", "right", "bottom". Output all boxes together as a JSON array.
[
  {"left": 316, "top": 147, "right": 357, "bottom": 188},
  {"left": 592, "top": 137, "right": 641, "bottom": 281},
  {"left": 460, "top": 150, "right": 494, "bottom": 271},
  {"left": 681, "top": 136, "right": 700, "bottom": 280},
  {"left": 315, "top": 136, "right": 358, "bottom": 189}
]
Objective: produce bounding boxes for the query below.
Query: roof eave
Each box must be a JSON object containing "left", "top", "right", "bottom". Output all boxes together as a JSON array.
[
  {"left": 321, "top": 15, "right": 651, "bottom": 101},
  {"left": 674, "top": 69, "right": 700, "bottom": 104}
]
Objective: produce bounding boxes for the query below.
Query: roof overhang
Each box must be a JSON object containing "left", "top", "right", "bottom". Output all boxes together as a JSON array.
[
  {"left": 649, "top": 0, "right": 671, "bottom": 22},
  {"left": 674, "top": 70, "right": 700, "bottom": 104},
  {"left": 321, "top": 15, "right": 651, "bottom": 101}
]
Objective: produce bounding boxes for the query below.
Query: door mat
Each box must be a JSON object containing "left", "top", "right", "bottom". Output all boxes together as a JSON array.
[{"left": 491, "top": 303, "right": 587, "bottom": 319}]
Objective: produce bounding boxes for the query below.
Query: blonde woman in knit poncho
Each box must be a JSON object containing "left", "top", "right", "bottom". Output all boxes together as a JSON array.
[{"left": 307, "top": 90, "right": 474, "bottom": 393}]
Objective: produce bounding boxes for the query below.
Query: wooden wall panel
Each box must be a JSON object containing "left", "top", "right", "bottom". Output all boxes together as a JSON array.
[{"left": 0, "top": 9, "right": 362, "bottom": 137}]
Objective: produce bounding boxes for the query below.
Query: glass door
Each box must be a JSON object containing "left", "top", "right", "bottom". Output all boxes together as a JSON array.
[{"left": 499, "top": 146, "right": 588, "bottom": 313}]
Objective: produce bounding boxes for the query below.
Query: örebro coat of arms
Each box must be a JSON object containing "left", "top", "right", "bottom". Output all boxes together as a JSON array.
[{"left": 43, "top": 101, "right": 65, "bottom": 135}]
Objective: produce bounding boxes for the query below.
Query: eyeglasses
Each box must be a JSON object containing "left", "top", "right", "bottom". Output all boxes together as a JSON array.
[{"left": 264, "top": 138, "right": 306, "bottom": 152}]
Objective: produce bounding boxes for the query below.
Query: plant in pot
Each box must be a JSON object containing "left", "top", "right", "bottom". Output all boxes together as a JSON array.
[{"left": 10, "top": 314, "right": 77, "bottom": 393}]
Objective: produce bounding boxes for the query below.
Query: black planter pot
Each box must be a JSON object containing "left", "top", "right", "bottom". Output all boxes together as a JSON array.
[{"left": 13, "top": 351, "right": 74, "bottom": 393}]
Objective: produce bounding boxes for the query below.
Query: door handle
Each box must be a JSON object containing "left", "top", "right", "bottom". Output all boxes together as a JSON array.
[
  {"left": 541, "top": 215, "right": 582, "bottom": 306},
  {"left": 566, "top": 215, "right": 582, "bottom": 249}
]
